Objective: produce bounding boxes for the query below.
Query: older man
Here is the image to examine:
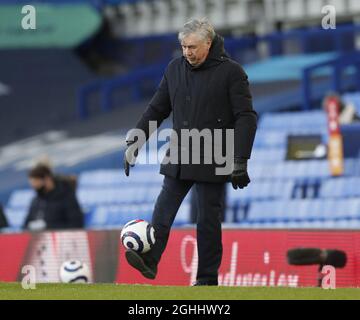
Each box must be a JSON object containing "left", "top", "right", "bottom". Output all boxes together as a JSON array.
[{"left": 124, "top": 18, "right": 257, "bottom": 285}]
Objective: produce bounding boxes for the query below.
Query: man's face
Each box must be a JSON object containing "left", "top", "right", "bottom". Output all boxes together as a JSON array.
[
  {"left": 29, "top": 177, "right": 48, "bottom": 196},
  {"left": 181, "top": 33, "right": 212, "bottom": 67},
  {"left": 29, "top": 177, "right": 45, "bottom": 190}
]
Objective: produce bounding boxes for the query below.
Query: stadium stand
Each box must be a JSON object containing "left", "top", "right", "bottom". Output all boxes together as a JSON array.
[
  {"left": 0, "top": 50, "right": 97, "bottom": 145},
  {"left": 3, "top": 106, "right": 360, "bottom": 230},
  {"left": 96, "top": 0, "right": 360, "bottom": 37},
  {"left": 1, "top": 0, "right": 360, "bottom": 234}
]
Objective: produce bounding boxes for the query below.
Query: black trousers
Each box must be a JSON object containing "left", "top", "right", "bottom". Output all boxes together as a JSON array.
[
  {"left": 190, "top": 187, "right": 227, "bottom": 223},
  {"left": 149, "top": 175, "right": 225, "bottom": 283}
]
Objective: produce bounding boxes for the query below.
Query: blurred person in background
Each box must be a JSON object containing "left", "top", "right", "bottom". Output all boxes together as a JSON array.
[
  {"left": 324, "top": 93, "right": 360, "bottom": 124},
  {"left": 0, "top": 203, "right": 9, "bottom": 231},
  {"left": 124, "top": 18, "right": 257, "bottom": 285},
  {"left": 23, "top": 164, "right": 84, "bottom": 231},
  {"left": 339, "top": 100, "right": 360, "bottom": 124}
]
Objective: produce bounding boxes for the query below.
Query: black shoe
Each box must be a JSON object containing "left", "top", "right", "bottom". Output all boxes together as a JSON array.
[
  {"left": 193, "top": 280, "right": 218, "bottom": 286},
  {"left": 125, "top": 250, "right": 157, "bottom": 280}
]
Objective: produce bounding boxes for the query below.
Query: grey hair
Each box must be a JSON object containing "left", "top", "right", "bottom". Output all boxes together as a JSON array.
[{"left": 178, "top": 18, "right": 216, "bottom": 43}]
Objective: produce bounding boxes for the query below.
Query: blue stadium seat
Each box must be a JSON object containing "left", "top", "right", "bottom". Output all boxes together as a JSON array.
[
  {"left": 86, "top": 203, "right": 153, "bottom": 228},
  {"left": 249, "top": 160, "right": 333, "bottom": 180},
  {"left": 344, "top": 158, "right": 359, "bottom": 176},
  {"left": 77, "top": 185, "right": 163, "bottom": 206},
  {"left": 342, "top": 92, "right": 360, "bottom": 114},
  {"left": 85, "top": 199, "right": 189, "bottom": 228},
  {"left": 259, "top": 110, "right": 327, "bottom": 130},
  {"left": 3, "top": 207, "right": 27, "bottom": 229},
  {"left": 7, "top": 189, "right": 34, "bottom": 209},
  {"left": 247, "top": 198, "right": 360, "bottom": 223},
  {"left": 320, "top": 177, "right": 360, "bottom": 198},
  {"left": 251, "top": 148, "right": 286, "bottom": 162},
  {"left": 78, "top": 169, "right": 163, "bottom": 187},
  {"left": 227, "top": 180, "right": 294, "bottom": 206}
]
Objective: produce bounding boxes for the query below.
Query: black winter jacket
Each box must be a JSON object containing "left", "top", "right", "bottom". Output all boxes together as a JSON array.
[{"left": 135, "top": 34, "right": 257, "bottom": 183}]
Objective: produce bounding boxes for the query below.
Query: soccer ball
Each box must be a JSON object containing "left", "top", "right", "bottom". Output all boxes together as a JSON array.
[
  {"left": 59, "top": 260, "right": 91, "bottom": 283},
  {"left": 120, "top": 219, "right": 155, "bottom": 254}
]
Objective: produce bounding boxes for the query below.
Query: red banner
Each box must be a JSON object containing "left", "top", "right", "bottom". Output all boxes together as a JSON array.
[
  {"left": 116, "top": 229, "right": 360, "bottom": 287},
  {"left": 0, "top": 233, "right": 31, "bottom": 281},
  {"left": 1, "top": 229, "right": 359, "bottom": 287},
  {"left": 324, "top": 95, "right": 344, "bottom": 176},
  {"left": 325, "top": 95, "right": 341, "bottom": 135}
]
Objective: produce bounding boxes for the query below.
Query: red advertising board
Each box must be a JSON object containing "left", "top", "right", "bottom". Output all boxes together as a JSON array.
[
  {"left": 0, "top": 229, "right": 359, "bottom": 287},
  {"left": 0, "top": 233, "right": 31, "bottom": 281},
  {"left": 116, "top": 229, "right": 360, "bottom": 287}
]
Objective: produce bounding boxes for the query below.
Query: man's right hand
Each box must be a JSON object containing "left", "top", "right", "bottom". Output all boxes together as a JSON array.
[{"left": 124, "top": 135, "right": 138, "bottom": 177}]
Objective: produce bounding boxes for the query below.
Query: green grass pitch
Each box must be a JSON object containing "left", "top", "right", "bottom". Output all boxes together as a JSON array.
[{"left": 0, "top": 282, "right": 359, "bottom": 300}]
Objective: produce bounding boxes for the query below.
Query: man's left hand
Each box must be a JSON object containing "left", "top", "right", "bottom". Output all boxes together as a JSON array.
[{"left": 231, "top": 159, "right": 250, "bottom": 190}]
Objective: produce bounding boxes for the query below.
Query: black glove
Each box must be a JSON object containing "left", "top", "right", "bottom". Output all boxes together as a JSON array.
[
  {"left": 124, "top": 135, "right": 138, "bottom": 177},
  {"left": 231, "top": 158, "right": 250, "bottom": 190}
]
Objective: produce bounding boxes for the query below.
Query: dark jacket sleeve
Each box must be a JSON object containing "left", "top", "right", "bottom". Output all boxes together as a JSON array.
[
  {"left": 23, "top": 198, "right": 37, "bottom": 230},
  {"left": 228, "top": 64, "right": 258, "bottom": 159},
  {"left": 135, "top": 72, "right": 172, "bottom": 140},
  {"left": 0, "top": 204, "right": 8, "bottom": 228},
  {"left": 64, "top": 191, "right": 84, "bottom": 229}
]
